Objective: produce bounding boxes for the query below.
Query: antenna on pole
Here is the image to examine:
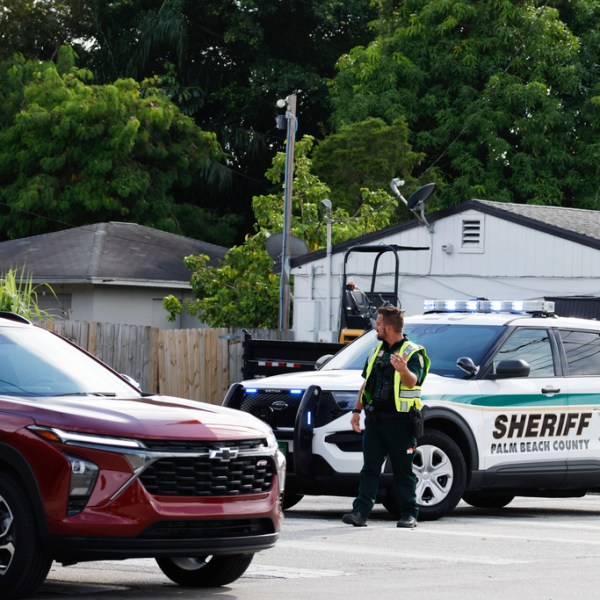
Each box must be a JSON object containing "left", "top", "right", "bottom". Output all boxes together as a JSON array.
[{"left": 390, "top": 179, "right": 436, "bottom": 233}]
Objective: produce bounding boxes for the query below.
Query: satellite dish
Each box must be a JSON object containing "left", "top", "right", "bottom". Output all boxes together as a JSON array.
[
  {"left": 389, "top": 178, "right": 437, "bottom": 233},
  {"left": 265, "top": 232, "right": 309, "bottom": 261},
  {"left": 407, "top": 183, "right": 437, "bottom": 210}
]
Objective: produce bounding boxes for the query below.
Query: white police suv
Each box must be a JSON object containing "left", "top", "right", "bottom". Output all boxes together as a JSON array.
[{"left": 224, "top": 300, "right": 600, "bottom": 520}]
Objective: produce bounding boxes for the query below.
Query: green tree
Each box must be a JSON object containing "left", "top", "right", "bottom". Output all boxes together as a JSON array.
[
  {"left": 2, "top": 1, "right": 378, "bottom": 243},
  {"left": 74, "top": 0, "right": 378, "bottom": 239},
  {"left": 311, "top": 116, "right": 428, "bottom": 215},
  {"left": 0, "top": 47, "right": 225, "bottom": 241},
  {"left": 330, "top": 0, "right": 600, "bottom": 208},
  {"left": 165, "top": 136, "right": 399, "bottom": 327},
  {"left": 0, "top": 0, "right": 93, "bottom": 61}
]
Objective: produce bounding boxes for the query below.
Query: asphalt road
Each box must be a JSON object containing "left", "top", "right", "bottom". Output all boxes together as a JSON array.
[{"left": 38, "top": 495, "right": 600, "bottom": 600}]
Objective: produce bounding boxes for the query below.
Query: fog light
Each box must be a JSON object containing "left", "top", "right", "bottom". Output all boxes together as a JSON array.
[{"left": 66, "top": 454, "right": 99, "bottom": 516}]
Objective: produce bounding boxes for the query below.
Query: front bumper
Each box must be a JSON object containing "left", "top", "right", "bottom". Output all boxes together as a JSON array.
[{"left": 52, "top": 517, "right": 278, "bottom": 563}]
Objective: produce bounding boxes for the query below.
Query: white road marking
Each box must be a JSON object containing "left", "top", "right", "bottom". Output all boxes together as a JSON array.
[
  {"left": 276, "top": 540, "right": 527, "bottom": 565},
  {"left": 414, "top": 525, "right": 600, "bottom": 546},
  {"left": 246, "top": 564, "right": 346, "bottom": 579}
]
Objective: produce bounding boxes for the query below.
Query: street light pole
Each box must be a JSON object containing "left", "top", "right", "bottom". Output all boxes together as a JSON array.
[{"left": 278, "top": 94, "right": 297, "bottom": 331}]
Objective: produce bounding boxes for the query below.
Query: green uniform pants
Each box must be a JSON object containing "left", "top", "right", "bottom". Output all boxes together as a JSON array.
[{"left": 352, "top": 415, "right": 418, "bottom": 519}]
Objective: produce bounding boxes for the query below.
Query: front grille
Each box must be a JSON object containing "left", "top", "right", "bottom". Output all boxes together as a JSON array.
[
  {"left": 140, "top": 456, "right": 275, "bottom": 496},
  {"left": 140, "top": 518, "right": 275, "bottom": 539},
  {"left": 241, "top": 392, "right": 300, "bottom": 428},
  {"left": 140, "top": 439, "right": 266, "bottom": 452},
  {"left": 314, "top": 392, "right": 347, "bottom": 427},
  {"left": 241, "top": 390, "right": 345, "bottom": 428}
]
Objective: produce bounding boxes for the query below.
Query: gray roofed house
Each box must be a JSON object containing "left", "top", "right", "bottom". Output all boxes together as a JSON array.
[
  {"left": 0, "top": 222, "right": 228, "bottom": 328},
  {"left": 289, "top": 199, "right": 600, "bottom": 342}
]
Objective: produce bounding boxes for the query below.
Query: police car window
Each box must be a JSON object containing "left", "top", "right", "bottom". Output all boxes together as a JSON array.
[
  {"left": 320, "top": 329, "right": 377, "bottom": 371},
  {"left": 405, "top": 323, "right": 501, "bottom": 378},
  {"left": 492, "top": 328, "right": 554, "bottom": 377},
  {"left": 558, "top": 329, "right": 600, "bottom": 376}
]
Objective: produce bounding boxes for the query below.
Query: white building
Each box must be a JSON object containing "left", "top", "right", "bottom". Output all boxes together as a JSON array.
[{"left": 290, "top": 199, "right": 600, "bottom": 342}]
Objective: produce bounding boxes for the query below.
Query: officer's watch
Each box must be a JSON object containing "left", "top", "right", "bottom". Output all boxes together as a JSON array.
[{"left": 351, "top": 409, "right": 361, "bottom": 414}]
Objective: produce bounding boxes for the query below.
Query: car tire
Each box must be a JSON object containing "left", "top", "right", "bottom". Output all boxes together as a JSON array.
[
  {"left": 0, "top": 472, "right": 52, "bottom": 600},
  {"left": 156, "top": 554, "right": 254, "bottom": 587},
  {"left": 383, "top": 429, "right": 466, "bottom": 522},
  {"left": 282, "top": 492, "right": 304, "bottom": 510},
  {"left": 462, "top": 491, "right": 514, "bottom": 509},
  {"left": 414, "top": 430, "right": 467, "bottom": 521}
]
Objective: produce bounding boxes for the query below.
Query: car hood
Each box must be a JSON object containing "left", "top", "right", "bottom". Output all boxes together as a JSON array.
[
  {"left": 242, "top": 370, "right": 446, "bottom": 393},
  {"left": 242, "top": 369, "right": 365, "bottom": 391},
  {"left": 2, "top": 394, "right": 273, "bottom": 440}
]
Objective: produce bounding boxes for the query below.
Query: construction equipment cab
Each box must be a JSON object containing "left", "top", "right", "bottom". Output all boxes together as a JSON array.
[{"left": 339, "top": 244, "right": 428, "bottom": 343}]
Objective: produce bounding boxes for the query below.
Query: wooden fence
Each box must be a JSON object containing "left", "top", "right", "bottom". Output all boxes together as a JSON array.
[{"left": 42, "top": 321, "right": 294, "bottom": 405}]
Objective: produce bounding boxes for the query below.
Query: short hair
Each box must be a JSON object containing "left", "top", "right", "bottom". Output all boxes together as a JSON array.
[{"left": 378, "top": 305, "right": 405, "bottom": 332}]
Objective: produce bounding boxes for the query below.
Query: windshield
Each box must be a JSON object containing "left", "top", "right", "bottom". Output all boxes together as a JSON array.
[
  {"left": 0, "top": 326, "right": 140, "bottom": 397},
  {"left": 321, "top": 323, "right": 503, "bottom": 378}
]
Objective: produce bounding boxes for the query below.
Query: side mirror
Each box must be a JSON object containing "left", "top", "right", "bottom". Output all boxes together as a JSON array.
[
  {"left": 493, "top": 359, "right": 530, "bottom": 379},
  {"left": 315, "top": 354, "right": 334, "bottom": 370},
  {"left": 457, "top": 356, "right": 479, "bottom": 377},
  {"left": 121, "top": 373, "right": 142, "bottom": 390}
]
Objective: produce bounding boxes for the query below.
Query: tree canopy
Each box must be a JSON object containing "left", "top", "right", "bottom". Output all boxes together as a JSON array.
[
  {"left": 73, "top": 0, "right": 378, "bottom": 239},
  {"left": 311, "top": 116, "right": 427, "bottom": 215},
  {"left": 330, "top": 0, "right": 600, "bottom": 208},
  {"left": 165, "top": 136, "right": 400, "bottom": 328},
  {"left": 0, "top": 47, "right": 226, "bottom": 240},
  {"left": 0, "top": 0, "right": 92, "bottom": 61}
]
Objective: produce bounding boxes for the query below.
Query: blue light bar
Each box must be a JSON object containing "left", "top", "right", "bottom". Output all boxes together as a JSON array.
[{"left": 423, "top": 299, "right": 555, "bottom": 314}]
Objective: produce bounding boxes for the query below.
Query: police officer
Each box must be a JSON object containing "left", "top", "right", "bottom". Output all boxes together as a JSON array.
[{"left": 342, "top": 305, "right": 430, "bottom": 528}]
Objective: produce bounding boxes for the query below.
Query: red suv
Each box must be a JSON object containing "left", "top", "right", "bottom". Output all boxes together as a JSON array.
[{"left": 0, "top": 313, "right": 285, "bottom": 599}]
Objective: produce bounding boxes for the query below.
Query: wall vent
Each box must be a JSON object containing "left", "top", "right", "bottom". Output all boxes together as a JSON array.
[{"left": 462, "top": 219, "right": 482, "bottom": 248}]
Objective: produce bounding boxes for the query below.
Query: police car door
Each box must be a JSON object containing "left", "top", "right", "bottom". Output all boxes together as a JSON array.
[
  {"left": 555, "top": 327, "right": 600, "bottom": 488},
  {"left": 478, "top": 326, "right": 569, "bottom": 487}
]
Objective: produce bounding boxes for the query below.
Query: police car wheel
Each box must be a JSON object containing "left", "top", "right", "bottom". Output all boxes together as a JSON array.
[
  {"left": 413, "top": 430, "right": 467, "bottom": 521},
  {"left": 462, "top": 491, "right": 514, "bottom": 509}
]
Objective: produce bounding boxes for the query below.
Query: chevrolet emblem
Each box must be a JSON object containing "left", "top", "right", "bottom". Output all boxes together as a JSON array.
[{"left": 209, "top": 447, "right": 239, "bottom": 462}]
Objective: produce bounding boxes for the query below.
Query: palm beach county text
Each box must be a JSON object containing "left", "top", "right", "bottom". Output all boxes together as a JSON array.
[{"left": 490, "top": 412, "right": 592, "bottom": 454}]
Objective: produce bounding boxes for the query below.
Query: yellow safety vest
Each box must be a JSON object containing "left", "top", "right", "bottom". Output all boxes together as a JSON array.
[{"left": 361, "top": 340, "right": 430, "bottom": 412}]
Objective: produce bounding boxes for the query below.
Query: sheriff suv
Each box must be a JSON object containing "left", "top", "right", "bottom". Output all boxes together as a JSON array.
[
  {"left": 224, "top": 299, "right": 600, "bottom": 521},
  {"left": 0, "top": 313, "right": 285, "bottom": 600}
]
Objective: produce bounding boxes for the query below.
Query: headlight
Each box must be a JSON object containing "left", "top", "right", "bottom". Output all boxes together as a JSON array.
[
  {"left": 265, "top": 431, "right": 286, "bottom": 494},
  {"left": 275, "top": 450, "right": 286, "bottom": 494},
  {"left": 66, "top": 454, "right": 99, "bottom": 516},
  {"left": 330, "top": 391, "right": 359, "bottom": 410},
  {"left": 27, "top": 425, "right": 146, "bottom": 449},
  {"left": 265, "top": 430, "right": 278, "bottom": 452}
]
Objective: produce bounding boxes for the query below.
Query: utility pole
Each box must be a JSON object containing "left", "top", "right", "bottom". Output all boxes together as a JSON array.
[
  {"left": 321, "top": 198, "right": 333, "bottom": 339},
  {"left": 278, "top": 94, "right": 297, "bottom": 330}
]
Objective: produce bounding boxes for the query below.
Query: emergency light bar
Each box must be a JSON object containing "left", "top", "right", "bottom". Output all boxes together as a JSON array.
[{"left": 423, "top": 299, "right": 555, "bottom": 315}]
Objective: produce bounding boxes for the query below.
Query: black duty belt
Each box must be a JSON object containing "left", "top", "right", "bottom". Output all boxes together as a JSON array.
[{"left": 364, "top": 404, "right": 408, "bottom": 421}]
